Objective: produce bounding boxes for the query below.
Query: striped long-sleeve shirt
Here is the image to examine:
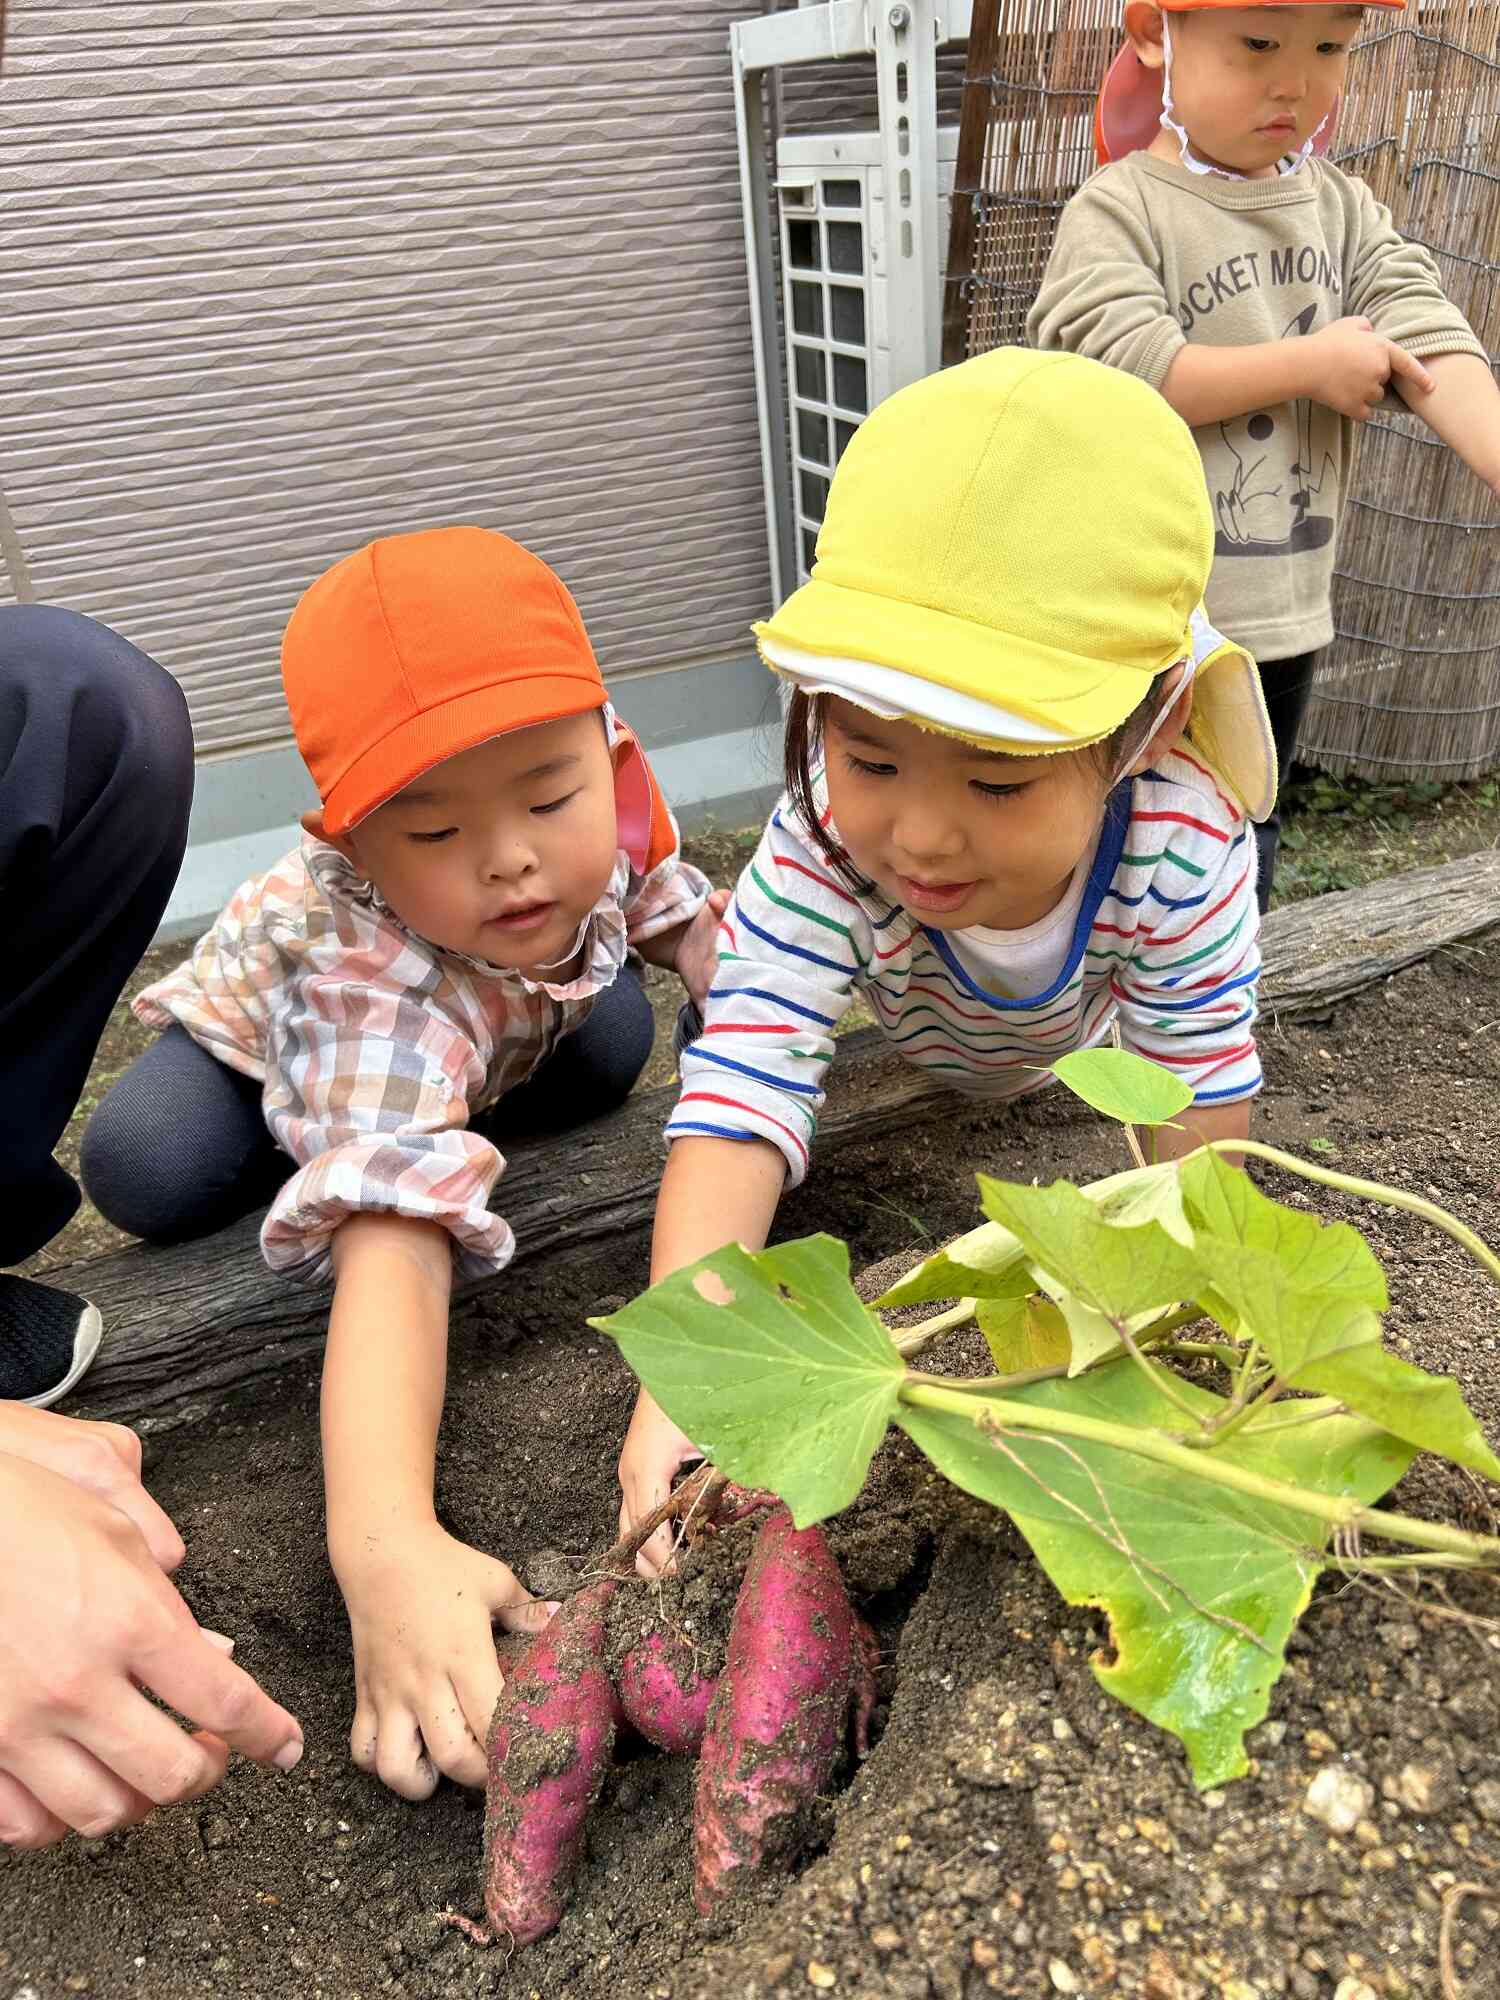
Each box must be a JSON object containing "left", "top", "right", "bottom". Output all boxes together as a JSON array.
[{"left": 666, "top": 745, "right": 1260, "bottom": 1185}]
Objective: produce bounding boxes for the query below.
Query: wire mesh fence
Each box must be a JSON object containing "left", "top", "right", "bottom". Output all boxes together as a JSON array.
[{"left": 944, "top": 1, "right": 1500, "bottom": 783}]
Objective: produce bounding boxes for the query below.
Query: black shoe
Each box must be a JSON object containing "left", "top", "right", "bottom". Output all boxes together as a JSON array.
[{"left": 0, "top": 1275, "right": 103, "bottom": 1407}]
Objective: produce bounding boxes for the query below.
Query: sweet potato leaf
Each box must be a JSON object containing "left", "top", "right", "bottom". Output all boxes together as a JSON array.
[
  {"left": 898, "top": 1367, "right": 1413, "bottom": 1788},
  {"left": 978, "top": 1295, "right": 1070, "bottom": 1374},
  {"left": 593, "top": 1234, "right": 902, "bottom": 1527},
  {"left": 1179, "top": 1149, "right": 1387, "bottom": 1310},
  {"left": 977, "top": 1175, "right": 1204, "bottom": 1321},
  {"left": 1287, "top": 1341, "right": 1500, "bottom": 1480},
  {"left": 1050, "top": 1047, "right": 1195, "bottom": 1126},
  {"left": 874, "top": 1162, "right": 1191, "bottom": 1311},
  {"left": 873, "top": 1217, "right": 1033, "bottom": 1310}
]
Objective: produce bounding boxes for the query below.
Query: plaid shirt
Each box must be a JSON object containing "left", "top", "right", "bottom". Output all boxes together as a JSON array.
[{"left": 136, "top": 834, "right": 708, "bottom": 1283}]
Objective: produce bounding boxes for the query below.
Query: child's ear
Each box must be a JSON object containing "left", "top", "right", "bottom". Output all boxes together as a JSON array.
[
  {"left": 1126, "top": 672, "right": 1195, "bottom": 776},
  {"left": 304, "top": 809, "right": 361, "bottom": 866},
  {"left": 1124, "top": 1, "right": 1168, "bottom": 72}
]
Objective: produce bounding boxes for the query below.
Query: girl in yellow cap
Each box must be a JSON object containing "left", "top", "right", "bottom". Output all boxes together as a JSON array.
[
  {"left": 1030, "top": 2, "right": 1500, "bottom": 903},
  {"left": 620, "top": 346, "right": 1276, "bottom": 1565}
]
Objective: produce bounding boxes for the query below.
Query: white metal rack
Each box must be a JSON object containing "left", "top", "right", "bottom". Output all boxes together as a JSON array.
[
  {"left": 731, "top": 0, "right": 972, "bottom": 601},
  {"left": 776, "top": 126, "right": 960, "bottom": 582}
]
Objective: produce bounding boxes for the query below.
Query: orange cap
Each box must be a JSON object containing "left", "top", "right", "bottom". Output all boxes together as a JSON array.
[{"left": 283, "top": 525, "right": 612, "bottom": 838}]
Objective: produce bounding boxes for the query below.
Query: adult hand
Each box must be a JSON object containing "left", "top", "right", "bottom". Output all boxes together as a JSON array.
[
  {"left": 0, "top": 1452, "right": 304, "bottom": 1850},
  {"left": 1304, "top": 315, "right": 1434, "bottom": 421},
  {"left": 0, "top": 1401, "right": 184, "bottom": 1572}
]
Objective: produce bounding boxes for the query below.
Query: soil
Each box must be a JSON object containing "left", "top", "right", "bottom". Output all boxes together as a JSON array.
[{"left": 6, "top": 940, "right": 1500, "bottom": 2000}]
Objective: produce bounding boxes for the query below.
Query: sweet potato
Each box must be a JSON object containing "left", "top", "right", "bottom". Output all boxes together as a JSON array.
[
  {"left": 449, "top": 1577, "right": 622, "bottom": 1947},
  {"left": 692, "top": 1507, "right": 878, "bottom": 1912},
  {"left": 618, "top": 1626, "right": 719, "bottom": 1755}
]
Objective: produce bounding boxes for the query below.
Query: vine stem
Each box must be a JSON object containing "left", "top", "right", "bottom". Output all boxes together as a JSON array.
[
  {"left": 891, "top": 1298, "right": 977, "bottom": 1358},
  {"left": 1207, "top": 1139, "right": 1500, "bottom": 1292},
  {"left": 899, "top": 1377, "right": 1500, "bottom": 1564}
]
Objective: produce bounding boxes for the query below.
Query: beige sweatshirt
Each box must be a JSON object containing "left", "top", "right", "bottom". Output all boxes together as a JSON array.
[{"left": 1028, "top": 154, "right": 1486, "bottom": 659}]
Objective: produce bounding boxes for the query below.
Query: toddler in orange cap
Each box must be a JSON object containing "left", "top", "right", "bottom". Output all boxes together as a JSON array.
[
  {"left": 1029, "top": 2, "right": 1500, "bottom": 904},
  {"left": 81, "top": 525, "right": 722, "bottom": 1802}
]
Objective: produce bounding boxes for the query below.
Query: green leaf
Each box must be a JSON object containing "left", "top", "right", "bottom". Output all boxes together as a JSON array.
[
  {"left": 1306, "top": 1138, "right": 1340, "bottom": 1158},
  {"left": 873, "top": 1217, "right": 1033, "bottom": 1309},
  {"left": 1179, "top": 1150, "right": 1390, "bottom": 1375},
  {"left": 1288, "top": 1342, "right": 1500, "bottom": 1480},
  {"left": 1051, "top": 1047, "right": 1195, "bottom": 1127},
  {"left": 978, "top": 1295, "right": 1069, "bottom": 1374},
  {"left": 1087, "top": 1160, "right": 1196, "bottom": 1246},
  {"left": 1179, "top": 1150, "right": 1387, "bottom": 1311},
  {"left": 594, "top": 1234, "right": 904, "bottom": 1527},
  {"left": 1029, "top": 1272, "right": 1167, "bottom": 1378},
  {"left": 898, "top": 1368, "right": 1413, "bottom": 1787},
  {"left": 977, "top": 1175, "right": 1204, "bottom": 1321},
  {"left": 873, "top": 1161, "right": 1190, "bottom": 1311}
]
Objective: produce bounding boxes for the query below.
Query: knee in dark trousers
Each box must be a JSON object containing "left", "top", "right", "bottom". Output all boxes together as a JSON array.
[
  {"left": 0, "top": 606, "right": 195, "bottom": 1262},
  {"left": 480, "top": 964, "right": 656, "bottom": 1140},
  {"left": 81, "top": 1026, "right": 289, "bottom": 1244},
  {"left": 1253, "top": 649, "right": 1319, "bottom": 914}
]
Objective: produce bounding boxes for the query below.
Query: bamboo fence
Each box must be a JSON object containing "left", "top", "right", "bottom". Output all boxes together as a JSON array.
[{"left": 944, "top": 1, "right": 1500, "bottom": 783}]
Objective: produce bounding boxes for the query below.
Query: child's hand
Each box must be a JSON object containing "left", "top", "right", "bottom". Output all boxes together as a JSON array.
[
  {"left": 672, "top": 889, "right": 732, "bottom": 1011},
  {"left": 618, "top": 1388, "right": 703, "bottom": 1579},
  {"left": 333, "top": 1521, "right": 557, "bottom": 1799},
  {"left": 1304, "top": 316, "right": 1434, "bottom": 420}
]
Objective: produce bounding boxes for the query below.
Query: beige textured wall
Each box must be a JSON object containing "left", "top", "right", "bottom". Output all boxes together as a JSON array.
[{"left": 0, "top": 1, "right": 775, "bottom": 754}]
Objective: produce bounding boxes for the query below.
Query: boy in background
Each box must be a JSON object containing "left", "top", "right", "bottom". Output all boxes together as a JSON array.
[{"left": 1029, "top": 1, "right": 1500, "bottom": 901}]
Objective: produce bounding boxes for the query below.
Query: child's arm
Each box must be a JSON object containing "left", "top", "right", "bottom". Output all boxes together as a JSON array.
[
  {"left": 617, "top": 1135, "right": 787, "bottom": 1575},
  {"left": 1395, "top": 352, "right": 1500, "bottom": 500},
  {"left": 1160, "top": 318, "right": 1434, "bottom": 428},
  {"left": 1149, "top": 1097, "right": 1250, "bottom": 1164},
  {"left": 322, "top": 1212, "right": 555, "bottom": 1800}
]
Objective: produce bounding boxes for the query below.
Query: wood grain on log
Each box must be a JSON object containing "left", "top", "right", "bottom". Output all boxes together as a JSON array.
[{"left": 52, "top": 854, "right": 1500, "bottom": 1424}]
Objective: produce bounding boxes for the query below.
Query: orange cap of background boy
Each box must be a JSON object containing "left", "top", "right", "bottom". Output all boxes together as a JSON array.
[{"left": 283, "top": 525, "right": 610, "bottom": 838}]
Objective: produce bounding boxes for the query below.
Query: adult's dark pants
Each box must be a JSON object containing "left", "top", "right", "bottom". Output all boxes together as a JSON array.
[
  {"left": 0, "top": 605, "right": 195, "bottom": 1265},
  {"left": 1253, "top": 649, "right": 1319, "bottom": 915}
]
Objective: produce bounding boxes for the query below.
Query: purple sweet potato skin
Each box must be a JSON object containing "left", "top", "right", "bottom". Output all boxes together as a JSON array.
[
  {"left": 618, "top": 1627, "right": 718, "bottom": 1755},
  {"left": 692, "top": 1508, "right": 876, "bottom": 1912},
  {"left": 477, "top": 1578, "right": 621, "bottom": 1947}
]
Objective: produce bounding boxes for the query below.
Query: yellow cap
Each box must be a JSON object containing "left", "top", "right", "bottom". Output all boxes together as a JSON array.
[{"left": 756, "top": 347, "right": 1275, "bottom": 820}]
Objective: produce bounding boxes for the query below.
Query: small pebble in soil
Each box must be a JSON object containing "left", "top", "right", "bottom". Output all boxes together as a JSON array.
[
  {"left": 1303, "top": 1767, "right": 1376, "bottom": 1834},
  {"left": 1380, "top": 1761, "right": 1452, "bottom": 1815},
  {"left": 805, "top": 1962, "right": 837, "bottom": 1990},
  {"left": 1048, "top": 1961, "right": 1079, "bottom": 1994}
]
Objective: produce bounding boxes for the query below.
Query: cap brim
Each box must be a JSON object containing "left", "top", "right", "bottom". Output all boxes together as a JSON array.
[
  {"left": 756, "top": 574, "right": 1181, "bottom": 746},
  {"left": 322, "top": 673, "right": 606, "bottom": 836}
]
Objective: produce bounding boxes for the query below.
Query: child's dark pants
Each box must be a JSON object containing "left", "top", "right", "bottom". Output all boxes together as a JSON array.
[
  {"left": 80, "top": 969, "right": 656, "bottom": 1245},
  {"left": 1253, "top": 649, "right": 1319, "bottom": 913},
  {"left": 0, "top": 606, "right": 195, "bottom": 1265}
]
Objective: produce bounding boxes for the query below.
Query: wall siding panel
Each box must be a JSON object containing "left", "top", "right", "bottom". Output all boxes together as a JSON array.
[{"left": 0, "top": 0, "right": 774, "bottom": 754}]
